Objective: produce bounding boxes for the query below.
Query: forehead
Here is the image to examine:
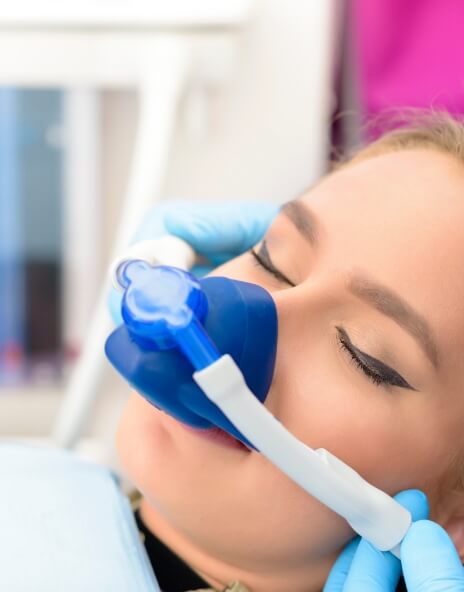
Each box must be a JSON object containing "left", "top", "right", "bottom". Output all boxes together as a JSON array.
[
  {"left": 298, "top": 149, "right": 464, "bottom": 357},
  {"left": 309, "top": 148, "right": 464, "bottom": 223}
]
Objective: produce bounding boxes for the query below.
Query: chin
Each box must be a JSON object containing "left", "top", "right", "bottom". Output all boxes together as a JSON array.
[{"left": 116, "top": 392, "right": 353, "bottom": 569}]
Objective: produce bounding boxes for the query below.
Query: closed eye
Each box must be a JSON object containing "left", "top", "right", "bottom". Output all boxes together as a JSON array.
[
  {"left": 251, "top": 243, "right": 415, "bottom": 391},
  {"left": 250, "top": 241, "right": 296, "bottom": 287},
  {"left": 336, "top": 326, "right": 416, "bottom": 390}
]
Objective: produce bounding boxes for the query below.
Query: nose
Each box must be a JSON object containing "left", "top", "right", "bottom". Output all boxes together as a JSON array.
[{"left": 261, "top": 279, "right": 331, "bottom": 414}]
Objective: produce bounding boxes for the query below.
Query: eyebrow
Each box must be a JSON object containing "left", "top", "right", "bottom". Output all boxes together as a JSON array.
[
  {"left": 280, "top": 199, "right": 439, "bottom": 369},
  {"left": 281, "top": 200, "right": 319, "bottom": 247},
  {"left": 348, "top": 274, "right": 439, "bottom": 369}
]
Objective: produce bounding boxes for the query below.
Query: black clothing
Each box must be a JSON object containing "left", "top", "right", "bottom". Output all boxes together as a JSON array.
[{"left": 135, "top": 510, "right": 211, "bottom": 592}]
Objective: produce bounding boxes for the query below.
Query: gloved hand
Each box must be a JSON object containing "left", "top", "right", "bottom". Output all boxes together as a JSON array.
[
  {"left": 324, "top": 489, "right": 464, "bottom": 591},
  {"left": 108, "top": 200, "right": 279, "bottom": 325}
]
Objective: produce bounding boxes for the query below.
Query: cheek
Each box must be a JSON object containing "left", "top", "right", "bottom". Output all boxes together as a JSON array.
[
  {"left": 115, "top": 393, "right": 171, "bottom": 494},
  {"left": 267, "top": 306, "right": 452, "bottom": 499},
  {"left": 211, "top": 257, "right": 453, "bottom": 509},
  {"left": 271, "top": 363, "right": 451, "bottom": 499}
]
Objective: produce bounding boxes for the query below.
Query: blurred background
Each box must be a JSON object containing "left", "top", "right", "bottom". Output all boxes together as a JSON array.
[{"left": 0, "top": 0, "right": 462, "bottom": 467}]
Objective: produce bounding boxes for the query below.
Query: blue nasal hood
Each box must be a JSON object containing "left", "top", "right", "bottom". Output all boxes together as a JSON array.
[{"left": 105, "top": 263, "right": 278, "bottom": 447}]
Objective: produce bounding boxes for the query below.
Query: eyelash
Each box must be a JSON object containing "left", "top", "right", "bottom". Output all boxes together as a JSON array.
[
  {"left": 336, "top": 332, "right": 387, "bottom": 387},
  {"left": 250, "top": 246, "right": 295, "bottom": 286},
  {"left": 250, "top": 246, "right": 409, "bottom": 389}
]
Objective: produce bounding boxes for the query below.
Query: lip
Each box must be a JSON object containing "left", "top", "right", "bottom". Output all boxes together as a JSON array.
[{"left": 180, "top": 423, "right": 252, "bottom": 452}]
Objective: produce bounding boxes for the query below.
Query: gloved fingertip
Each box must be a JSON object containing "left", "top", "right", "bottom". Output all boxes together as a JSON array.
[
  {"left": 401, "top": 520, "right": 464, "bottom": 588},
  {"left": 164, "top": 200, "right": 281, "bottom": 254},
  {"left": 343, "top": 538, "right": 401, "bottom": 591},
  {"left": 323, "top": 538, "right": 360, "bottom": 592},
  {"left": 394, "top": 489, "right": 429, "bottom": 521},
  {"left": 163, "top": 206, "right": 197, "bottom": 233},
  {"left": 164, "top": 210, "right": 210, "bottom": 252},
  {"left": 404, "top": 519, "right": 452, "bottom": 548}
]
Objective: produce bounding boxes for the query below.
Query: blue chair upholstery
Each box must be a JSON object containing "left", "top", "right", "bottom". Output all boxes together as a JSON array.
[{"left": 0, "top": 443, "right": 160, "bottom": 592}]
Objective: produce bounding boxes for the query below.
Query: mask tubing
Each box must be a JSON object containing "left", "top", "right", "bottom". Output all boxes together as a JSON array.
[
  {"left": 174, "top": 317, "right": 221, "bottom": 371},
  {"left": 194, "top": 354, "right": 411, "bottom": 554}
]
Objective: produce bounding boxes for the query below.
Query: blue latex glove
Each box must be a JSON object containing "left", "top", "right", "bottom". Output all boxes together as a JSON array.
[
  {"left": 108, "top": 200, "right": 279, "bottom": 325},
  {"left": 324, "top": 489, "right": 464, "bottom": 591}
]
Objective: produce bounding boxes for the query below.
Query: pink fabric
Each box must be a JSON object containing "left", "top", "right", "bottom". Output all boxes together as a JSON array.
[{"left": 352, "top": 0, "right": 464, "bottom": 126}]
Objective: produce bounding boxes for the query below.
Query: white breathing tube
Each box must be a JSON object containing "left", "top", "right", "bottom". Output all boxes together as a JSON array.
[
  {"left": 194, "top": 355, "right": 410, "bottom": 555},
  {"left": 111, "top": 236, "right": 412, "bottom": 556}
]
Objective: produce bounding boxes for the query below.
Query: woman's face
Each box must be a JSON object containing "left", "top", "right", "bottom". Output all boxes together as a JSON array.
[{"left": 117, "top": 149, "right": 464, "bottom": 590}]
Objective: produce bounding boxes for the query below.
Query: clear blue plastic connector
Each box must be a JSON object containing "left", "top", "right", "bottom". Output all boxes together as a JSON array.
[{"left": 116, "top": 260, "right": 221, "bottom": 370}]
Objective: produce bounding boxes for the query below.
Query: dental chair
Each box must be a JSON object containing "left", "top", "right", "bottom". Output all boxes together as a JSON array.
[
  {"left": 0, "top": 0, "right": 250, "bottom": 592},
  {"left": 0, "top": 2, "right": 335, "bottom": 590},
  {"left": 0, "top": 443, "right": 160, "bottom": 591},
  {"left": 0, "top": 4, "right": 253, "bottom": 590}
]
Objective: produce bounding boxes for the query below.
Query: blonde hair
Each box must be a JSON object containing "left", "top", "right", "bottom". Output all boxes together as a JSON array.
[{"left": 340, "top": 110, "right": 464, "bottom": 167}]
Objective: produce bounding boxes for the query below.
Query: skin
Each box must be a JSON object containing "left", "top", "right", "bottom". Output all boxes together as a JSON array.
[{"left": 116, "top": 149, "right": 464, "bottom": 591}]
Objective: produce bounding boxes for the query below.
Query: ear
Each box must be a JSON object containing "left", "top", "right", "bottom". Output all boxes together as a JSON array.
[
  {"left": 444, "top": 516, "right": 464, "bottom": 561},
  {"left": 435, "top": 489, "right": 464, "bottom": 562}
]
